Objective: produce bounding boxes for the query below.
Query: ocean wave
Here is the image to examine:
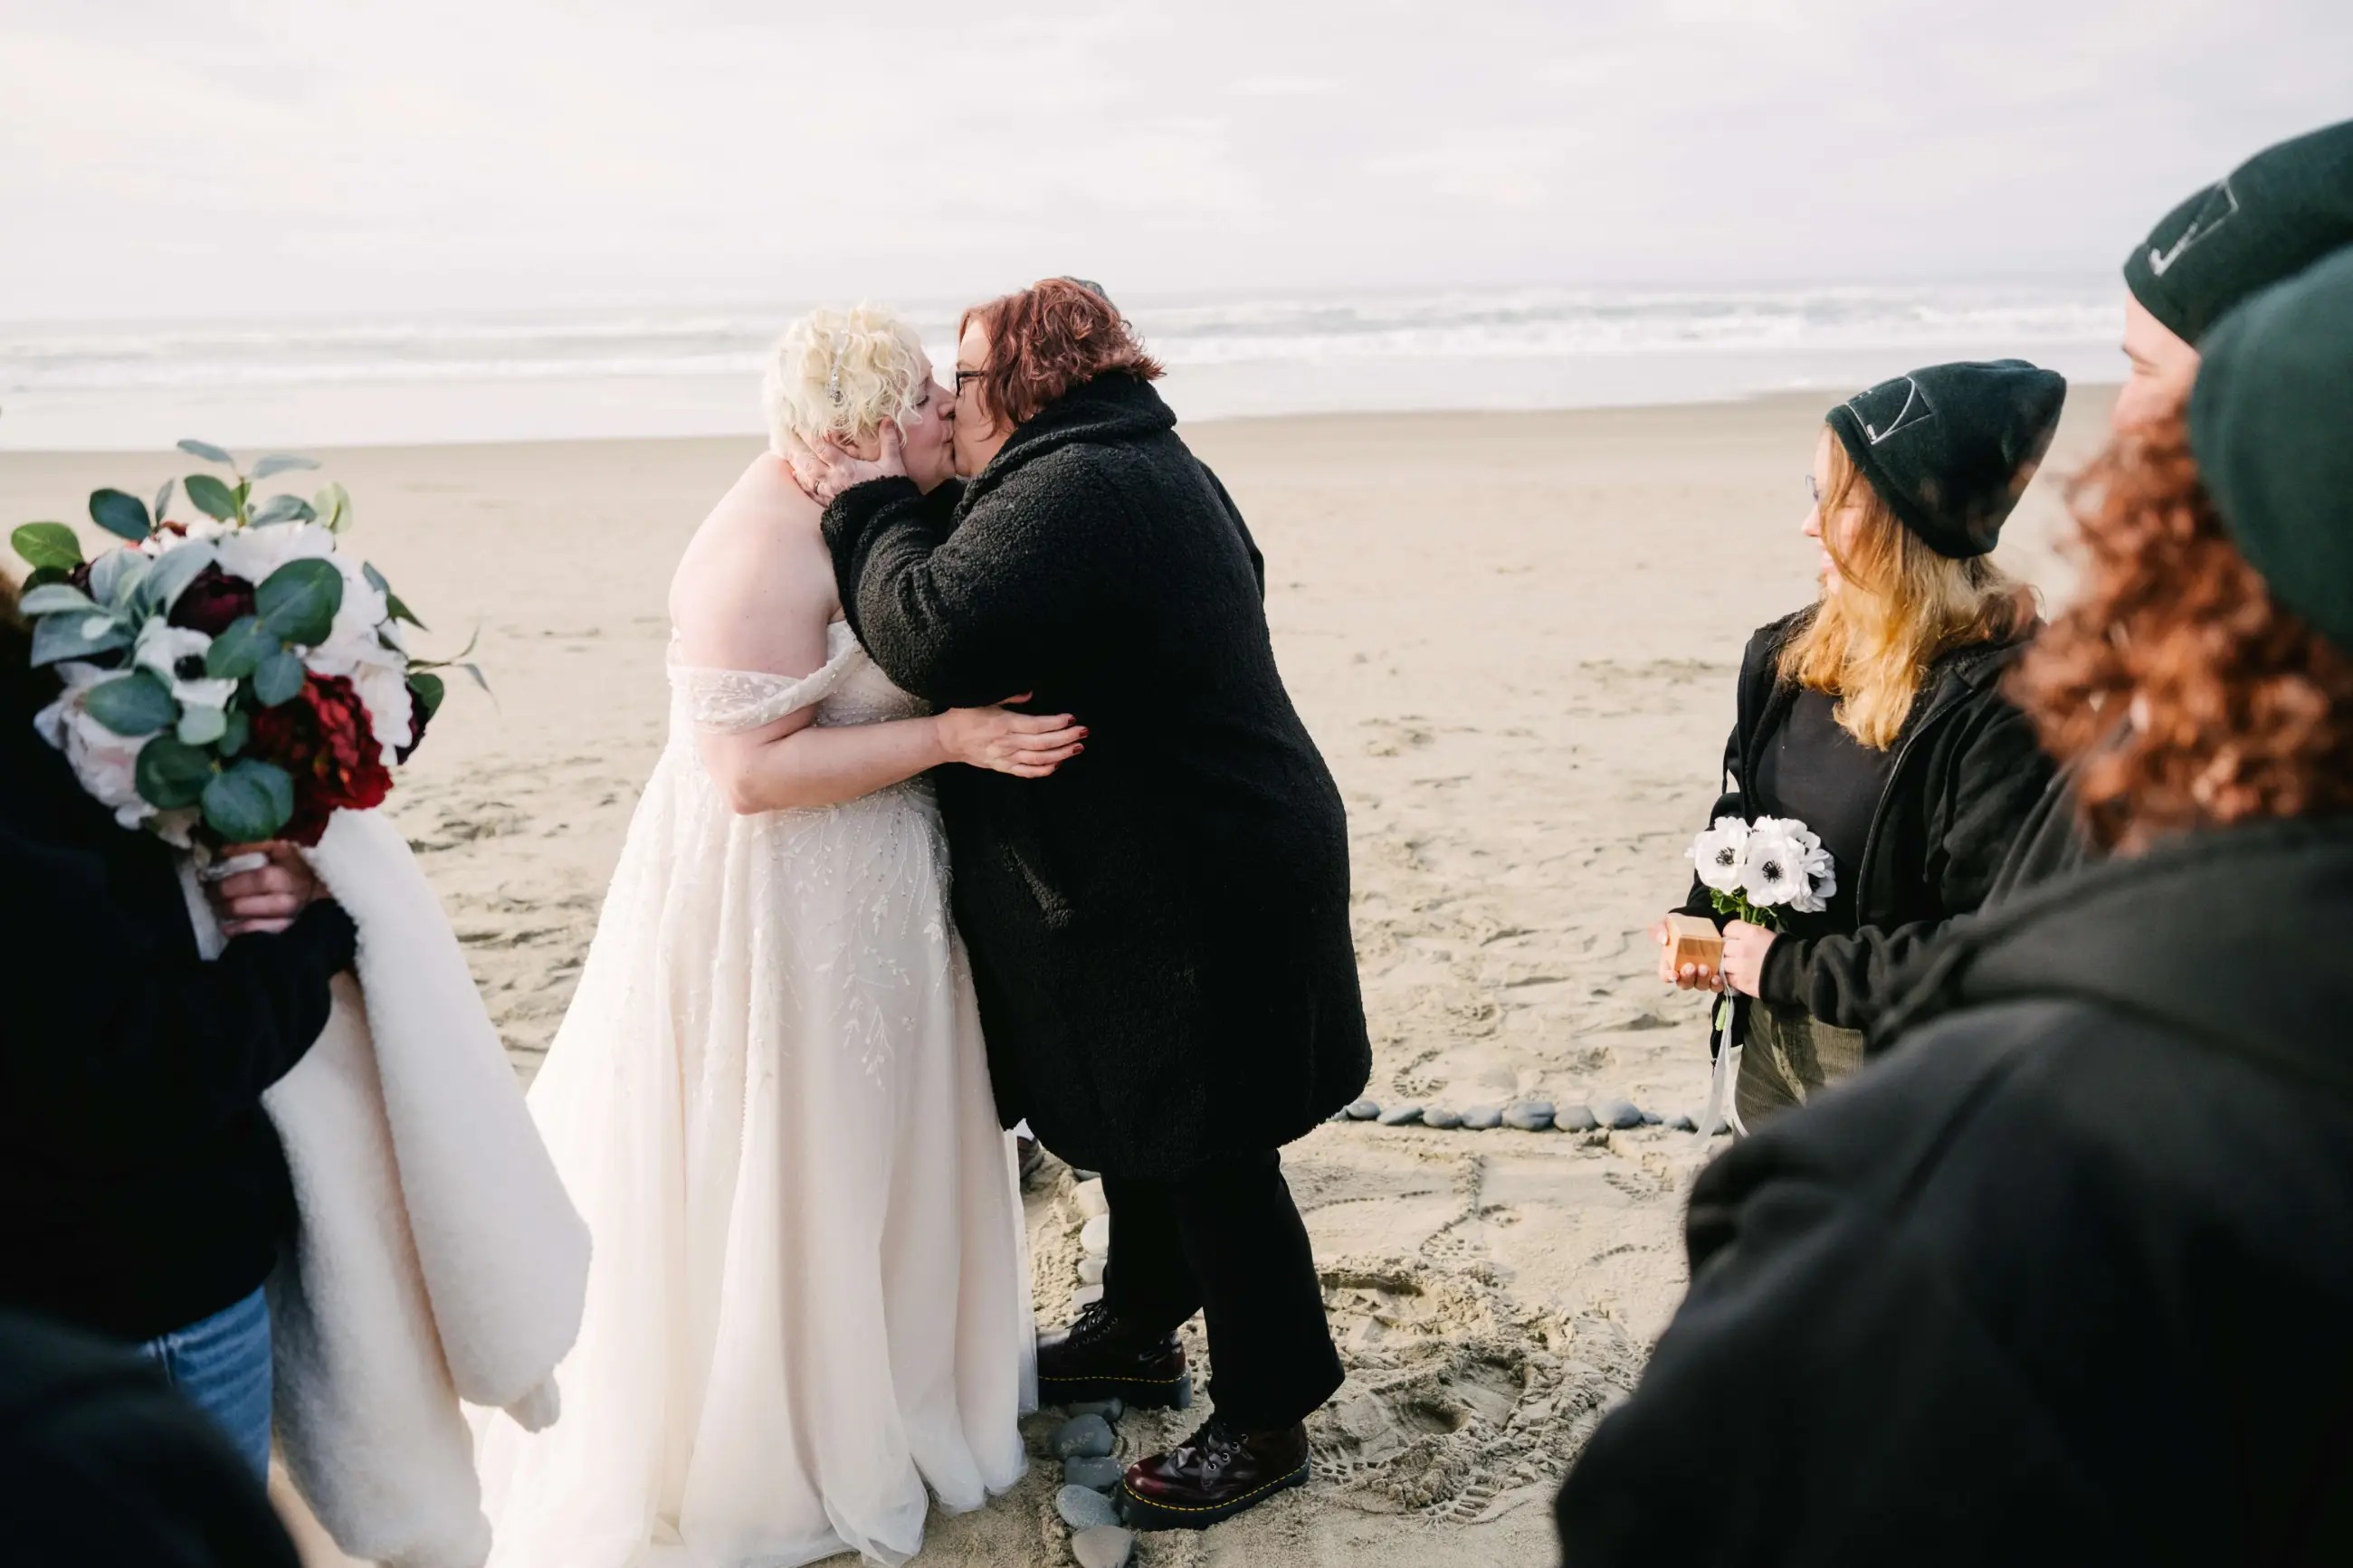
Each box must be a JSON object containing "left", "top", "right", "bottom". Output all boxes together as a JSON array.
[{"left": 0, "top": 283, "right": 2119, "bottom": 398}]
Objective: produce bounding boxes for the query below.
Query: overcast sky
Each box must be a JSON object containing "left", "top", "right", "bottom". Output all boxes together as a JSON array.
[{"left": 2, "top": 0, "right": 2348, "bottom": 320}]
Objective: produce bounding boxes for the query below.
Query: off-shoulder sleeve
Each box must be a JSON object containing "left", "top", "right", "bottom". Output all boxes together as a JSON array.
[{"left": 669, "top": 640, "right": 865, "bottom": 734}]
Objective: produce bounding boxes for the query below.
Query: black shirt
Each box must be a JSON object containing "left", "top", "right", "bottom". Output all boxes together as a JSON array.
[
  {"left": 0, "top": 647, "right": 355, "bottom": 1342},
  {"left": 1748, "top": 689, "right": 1897, "bottom": 939}
]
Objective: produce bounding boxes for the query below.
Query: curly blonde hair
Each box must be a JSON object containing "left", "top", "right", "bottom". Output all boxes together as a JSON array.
[
  {"left": 1778, "top": 433, "right": 2035, "bottom": 748},
  {"left": 761, "top": 304, "right": 926, "bottom": 455}
]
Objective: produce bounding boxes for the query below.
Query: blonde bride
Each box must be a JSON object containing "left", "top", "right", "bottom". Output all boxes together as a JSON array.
[{"left": 472, "top": 306, "right": 1079, "bottom": 1567}]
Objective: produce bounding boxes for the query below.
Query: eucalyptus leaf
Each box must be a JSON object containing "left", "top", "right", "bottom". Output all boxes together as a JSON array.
[
  {"left": 205, "top": 617, "right": 276, "bottom": 681},
  {"left": 138, "top": 543, "right": 219, "bottom": 619},
  {"left": 89, "top": 489, "right": 151, "bottom": 542},
  {"left": 11, "top": 522, "right": 83, "bottom": 572},
  {"left": 255, "top": 558, "right": 342, "bottom": 645},
  {"left": 176, "top": 703, "right": 229, "bottom": 747},
  {"left": 201, "top": 761, "right": 294, "bottom": 843},
  {"left": 384, "top": 591, "right": 426, "bottom": 630},
  {"left": 253, "top": 648, "right": 308, "bottom": 708},
  {"left": 17, "top": 584, "right": 100, "bottom": 616},
  {"left": 135, "top": 736, "right": 214, "bottom": 811},
  {"left": 22, "top": 566, "right": 69, "bottom": 593},
  {"left": 82, "top": 671, "right": 178, "bottom": 737},
  {"left": 219, "top": 708, "right": 252, "bottom": 758},
  {"left": 407, "top": 670, "right": 446, "bottom": 721},
  {"left": 86, "top": 549, "right": 151, "bottom": 610},
  {"left": 183, "top": 473, "right": 239, "bottom": 522},
  {"left": 314, "top": 482, "right": 351, "bottom": 534},
  {"left": 459, "top": 661, "right": 490, "bottom": 695},
  {"left": 153, "top": 478, "right": 176, "bottom": 526},
  {"left": 30, "top": 613, "right": 129, "bottom": 668},
  {"left": 177, "top": 438, "right": 235, "bottom": 466},
  {"left": 249, "top": 494, "right": 317, "bottom": 527},
  {"left": 251, "top": 454, "right": 319, "bottom": 480}
]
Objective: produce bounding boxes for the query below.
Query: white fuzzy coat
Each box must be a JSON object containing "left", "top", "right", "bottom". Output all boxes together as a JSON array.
[{"left": 186, "top": 808, "right": 590, "bottom": 1568}]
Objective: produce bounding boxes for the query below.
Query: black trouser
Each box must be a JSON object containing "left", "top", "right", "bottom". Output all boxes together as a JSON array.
[{"left": 1100, "top": 1150, "right": 1344, "bottom": 1432}]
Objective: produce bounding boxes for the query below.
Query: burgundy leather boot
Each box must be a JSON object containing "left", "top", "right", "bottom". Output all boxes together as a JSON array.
[
  {"left": 1119, "top": 1415, "right": 1310, "bottom": 1530},
  {"left": 1035, "top": 1302, "right": 1193, "bottom": 1410}
]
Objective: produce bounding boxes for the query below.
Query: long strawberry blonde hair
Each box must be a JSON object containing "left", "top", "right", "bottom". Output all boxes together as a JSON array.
[{"left": 1777, "top": 432, "right": 2035, "bottom": 749}]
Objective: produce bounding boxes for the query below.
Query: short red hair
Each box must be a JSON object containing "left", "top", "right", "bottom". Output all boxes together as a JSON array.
[
  {"left": 960, "top": 278, "right": 1164, "bottom": 432},
  {"left": 2010, "top": 411, "right": 2353, "bottom": 850}
]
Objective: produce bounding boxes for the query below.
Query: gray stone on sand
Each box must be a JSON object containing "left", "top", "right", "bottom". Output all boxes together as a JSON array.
[
  {"left": 1057, "top": 1483, "right": 1122, "bottom": 1531},
  {"left": 1377, "top": 1103, "right": 1424, "bottom": 1126},
  {"left": 1071, "top": 1284, "right": 1104, "bottom": 1312},
  {"left": 1592, "top": 1097, "right": 1645, "bottom": 1130},
  {"left": 1068, "top": 1397, "right": 1125, "bottom": 1421},
  {"left": 1554, "top": 1104, "right": 1598, "bottom": 1133},
  {"left": 1064, "top": 1454, "right": 1124, "bottom": 1492},
  {"left": 1077, "top": 1254, "right": 1104, "bottom": 1285},
  {"left": 1052, "top": 1413, "right": 1116, "bottom": 1459},
  {"left": 1461, "top": 1105, "right": 1504, "bottom": 1131},
  {"left": 1079, "top": 1215, "right": 1112, "bottom": 1257},
  {"left": 1343, "top": 1098, "right": 1381, "bottom": 1120},
  {"left": 1668, "top": 1113, "right": 1698, "bottom": 1133},
  {"left": 1501, "top": 1099, "right": 1556, "bottom": 1132},
  {"left": 1072, "top": 1525, "right": 1138, "bottom": 1568},
  {"left": 1641, "top": 1108, "right": 1663, "bottom": 1126},
  {"left": 1423, "top": 1107, "right": 1463, "bottom": 1129}
]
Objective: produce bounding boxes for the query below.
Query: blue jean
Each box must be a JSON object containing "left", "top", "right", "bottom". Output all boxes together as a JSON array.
[{"left": 139, "top": 1287, "right": 273, "bottom": 1478}]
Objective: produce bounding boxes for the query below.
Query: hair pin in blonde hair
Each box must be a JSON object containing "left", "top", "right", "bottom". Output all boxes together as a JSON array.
[{"left": 826, "top": 331, "right": 845, "bottom": 404}]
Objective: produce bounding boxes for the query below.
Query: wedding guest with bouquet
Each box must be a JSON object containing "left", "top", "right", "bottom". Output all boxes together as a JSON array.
[
  {"left": 1655, "top": 361, "right": 2063, "bottom": 1125},
  {"left": 1562, "top": 243, "right": 2353, "bottom": 1568},
  {"left": 0, "top": 568, "right": 353, "bottom": 1477}
]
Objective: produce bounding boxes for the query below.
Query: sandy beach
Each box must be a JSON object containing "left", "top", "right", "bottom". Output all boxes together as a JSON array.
[{"left": 0, "top": 387, "right": 2115, "bottom": 1565}]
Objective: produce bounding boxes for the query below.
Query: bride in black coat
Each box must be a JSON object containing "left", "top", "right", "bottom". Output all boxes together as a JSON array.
[{"left": 805, "top": 278, "right": 1369, "bottom": 1530}]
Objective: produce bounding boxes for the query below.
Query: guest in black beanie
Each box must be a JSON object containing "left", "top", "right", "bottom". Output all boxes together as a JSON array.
[
  {"left": 1653, "top": 360, "right": 2063, "bottom": 1125},
  {"left": 2116, "top": 117, "right": 2353, "bottom": 432},
  {"left": 1563, "top": 249, "right": 2353, "bottom": 1568}
]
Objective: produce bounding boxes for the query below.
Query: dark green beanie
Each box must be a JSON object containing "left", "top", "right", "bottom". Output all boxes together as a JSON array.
[
  {"left": 1825, "top": 359, "right": 2068, "bottom": 558},
  {"left": 2187, "top": 244, "right": 2353, "bottom": 654},
  {"left": 2125, "top": 118, "right": 2353, "bottom": 347}
]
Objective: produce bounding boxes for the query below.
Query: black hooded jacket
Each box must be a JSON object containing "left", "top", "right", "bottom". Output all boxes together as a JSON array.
[
  {"left": 1680, "top": 609, "right": 2053, "bottom": 1034},
  {"left": 823, "top": 373, "right": 1371, "bottom": 1177},
  {"left": 1562, "top": 816, "right": 2353, "bottom": 1565}
]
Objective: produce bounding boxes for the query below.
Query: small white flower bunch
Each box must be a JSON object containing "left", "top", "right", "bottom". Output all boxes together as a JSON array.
[{"left": 1686, "top": 814, "right": 1837, "bottom": 928}]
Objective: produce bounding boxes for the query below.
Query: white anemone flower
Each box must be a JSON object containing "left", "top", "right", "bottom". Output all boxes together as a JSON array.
[
  {"left": 1688, "top": 816, "right": 1753, "bottom": 895},
  {"left": 141, "top": 517, "right": 233, "bottom": 556},
  {"left": 134, "top": 622, "right": 238, "bottom": 715},
  {"left": 33, "top": 662, "right": 157, "bottom": 832},
  {"left": 1739, "top": 819, "right": 1811, "bottom": 909}
]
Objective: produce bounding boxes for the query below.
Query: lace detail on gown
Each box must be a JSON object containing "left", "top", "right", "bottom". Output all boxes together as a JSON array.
[{"left": 472, "top": 617, "right": 1034, "bottom": 1568}]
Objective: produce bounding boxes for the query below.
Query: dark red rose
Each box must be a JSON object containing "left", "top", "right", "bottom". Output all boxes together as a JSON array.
[
  {"left": 248, "top": 672, "right": 394, "bottom": 846},
  {"left": 168, "top": 565, "right": 259, "bottom": 636}
]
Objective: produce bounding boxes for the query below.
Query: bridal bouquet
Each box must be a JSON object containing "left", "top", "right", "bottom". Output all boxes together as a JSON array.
[
  {"left": 1687, "top": 814, "right": 1836, "bottom": 931},
  {"left": 12, "top": 440, "right": 480, "bottom": 852}
]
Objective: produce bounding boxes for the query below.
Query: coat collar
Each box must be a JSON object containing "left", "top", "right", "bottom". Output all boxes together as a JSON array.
[{"left": 956, "top": 374, "right": 1176, "bottom": 518}]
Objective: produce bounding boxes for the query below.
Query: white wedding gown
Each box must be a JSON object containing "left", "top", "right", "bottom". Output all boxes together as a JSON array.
[{"left": 472, "top": 621, "right": 1035, "bottom": 1568}]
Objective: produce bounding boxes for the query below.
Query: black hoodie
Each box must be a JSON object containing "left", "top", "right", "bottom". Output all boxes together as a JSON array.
[
  {"left": 1680, "top": 609, "right": 2054, "bottom": 1033},
  {"left": 1561, "top": 816, "right": 2353, "bottom": 1565},
  {"left": 822, "top": 372, "right": 1371, "bottom": 1177}
]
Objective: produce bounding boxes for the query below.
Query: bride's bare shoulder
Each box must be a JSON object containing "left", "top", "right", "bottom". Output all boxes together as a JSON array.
[{"left": 670, "top": 454, "right": 838, "bottom": 673}]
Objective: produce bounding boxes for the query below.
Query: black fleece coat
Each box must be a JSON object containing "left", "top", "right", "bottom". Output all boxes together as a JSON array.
[
  {"left": 823, "top": 374, "right": 1370, "bottom": 1177},
  {"left": 1559, "top": 816, "right": 2353, "bottom": 1566},
  {"left": 0, "top": 1308, "right": 300, "bottom": 1567},
  {"left": 0, "top": 642, "right": 354, "bottom": 1342},
  {"left": 1678, "top": 609, "right": 2053, "bottom": 1035}
]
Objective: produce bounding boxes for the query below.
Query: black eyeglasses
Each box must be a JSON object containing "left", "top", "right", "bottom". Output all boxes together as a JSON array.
[
  {"left": 954, "top": 369, "right": 984, "bottom": 393},
  {"left": 1805, "top": 473, "right": 1822, "bottom": 506}
]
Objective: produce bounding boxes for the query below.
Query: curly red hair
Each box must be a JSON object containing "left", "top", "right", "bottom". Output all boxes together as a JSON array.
[
  {"left": 2009, "top": 410, "right": 2353, "bottom": 851},
  {"left": 960, "top": 278, "right": 1164, "bottom": 433}
]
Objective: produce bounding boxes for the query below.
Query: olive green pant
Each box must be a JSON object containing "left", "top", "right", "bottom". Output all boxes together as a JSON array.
[{"left": 1735, "top": 1001, "right": 1867, "bottom": 1129}]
